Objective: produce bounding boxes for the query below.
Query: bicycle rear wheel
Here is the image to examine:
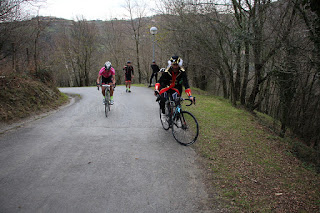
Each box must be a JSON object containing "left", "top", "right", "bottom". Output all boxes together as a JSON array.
[
  {"left": 159, "top": 107, "right": 170, "bottom": 130},
  {"left": 172, "top": 111, "right": 199, "bottom": 146}
]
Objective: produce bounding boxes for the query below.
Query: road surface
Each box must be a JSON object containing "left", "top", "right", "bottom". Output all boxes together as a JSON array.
[{"left": 0, "top": 86, "right": 211, "bottom": 212}]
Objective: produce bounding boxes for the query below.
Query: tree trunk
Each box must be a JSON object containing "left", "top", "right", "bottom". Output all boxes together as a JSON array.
[
  {"left": 11, "top": 43, "right": 16, "bottom": 71},
  {"left": 234, "top": 44, "right": 241, "bottom": 102},
  {"left": 136, "top": 39, "right": 141, "bottom": 83},
  {"left": 219, "top": 68, "right": 228, "bottom": 99},
  {"left": 240, "top": 40, "right": 250, "bottom": 105}
]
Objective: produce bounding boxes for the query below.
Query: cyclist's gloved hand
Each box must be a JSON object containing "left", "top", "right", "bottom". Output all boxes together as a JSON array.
[
  {"left": 154, "top": 90, "right": 161, "bottom": 102},
  {"left": 189, "top": 96, "right": 195, "bottom": 104}
]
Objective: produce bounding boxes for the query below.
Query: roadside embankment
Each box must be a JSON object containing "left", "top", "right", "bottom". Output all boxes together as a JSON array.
[
  {"left": 187, "top": 88, "right": 320, "bottom": 212},
  {"left": 0, "top": 72, "right": 69, "bottom": 123}
]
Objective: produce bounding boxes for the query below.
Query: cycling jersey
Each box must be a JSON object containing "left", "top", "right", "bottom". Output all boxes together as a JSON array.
[
  {"left": 155, "top": 67, "right": 192, "bottom": 97},
  {"left": 123, "top": 65, "right": 134, "bottom": 82},
  {"left": 99, "top": 67, "right": 115, "bottom": 78},
  {"left": 123, "top": 65, "right": 134, "bottom": 76},
  {"left": 151, "top": 64, "right": 160, "bottom": 73}
]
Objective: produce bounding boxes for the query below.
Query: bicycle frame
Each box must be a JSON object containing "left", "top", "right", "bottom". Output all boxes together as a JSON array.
[
  {"left": 168, "top": 97, "right": 191, "bottom": 120},
  {"left": 101, "top": 84, "right": 111, "bottom": 117},
  {"left": 102, "top": 84, "right": 111, "bottom": 100}
]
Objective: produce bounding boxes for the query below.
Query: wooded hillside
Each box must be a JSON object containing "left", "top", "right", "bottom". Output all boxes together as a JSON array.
[{"left": 0, "top": 0, "right": 319, "bottom": 169}]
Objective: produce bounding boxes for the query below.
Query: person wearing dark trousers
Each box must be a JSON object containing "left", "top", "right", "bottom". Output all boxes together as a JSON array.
[
  {"left": 149, "top": 60, "right": 160, "bottom": 87},
  {"left": 123, "top": 61, "right": 134, "bottom": 92}
]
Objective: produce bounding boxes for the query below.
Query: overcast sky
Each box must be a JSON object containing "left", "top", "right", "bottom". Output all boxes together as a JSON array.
[{"left": 33, "top": 0, "right": 159, "bottom": 20}]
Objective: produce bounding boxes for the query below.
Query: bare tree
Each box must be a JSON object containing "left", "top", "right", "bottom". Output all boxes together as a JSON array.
[
  {"left": 100, "top": 19, "right": 128, "bottom": 84},
  {"left": 57, "top": 17, "right": 97, "bottom": 86},
  {"left": 0, "top": 0, "right": 40, "bottom": 65},
  {"left": 125, "top": 0, "right": 147, "bottom": 83},
  {"left": 0, "top": 0, "right": 33, "bottom": 22}
]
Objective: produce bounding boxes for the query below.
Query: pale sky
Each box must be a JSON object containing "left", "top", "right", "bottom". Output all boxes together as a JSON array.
[{"left": 32, "top": 0, "right": 159, "bottom": 20}]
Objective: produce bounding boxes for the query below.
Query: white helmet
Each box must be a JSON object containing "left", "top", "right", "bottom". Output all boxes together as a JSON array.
[{"left": 104, "top": 61, "right": 112, "bottom": 70}]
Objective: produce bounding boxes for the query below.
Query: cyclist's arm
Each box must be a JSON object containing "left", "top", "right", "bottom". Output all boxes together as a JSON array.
[
  {"left": 182, "top": 72, "right": 194, "bottom": 101},
  {"left": 154, "top": 78, "right": 161, "bottom": 96},
  {"left": 97, "top": 74, "right": 101, "bottom": 85},
  {"left": 155, "top": 83, "right": 160, "bottom": 91},
  {"left": 154, "top": 72, "right": 165, "bottom": 90},
  {"left": 154, "top": 72, "right": 167, "bottom": 95},
  {"left": 112, "top": 75, "right": 116, "bottom": 85}
]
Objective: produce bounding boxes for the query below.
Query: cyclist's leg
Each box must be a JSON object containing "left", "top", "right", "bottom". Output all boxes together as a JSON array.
[
  {"left": 127, "top": 77, "right": 132, "bottom": 92},
  {"left": 101, "top": 86, "right": 106, "bottom": 96},
  {"left": 125, "top": 75, "right": 128, "bottom": 91},
  {"left": 109, "top": 84, "right": 114, "bottom": 96},
  {"left": 159, "top": 93, "right": 170, "bottom": 130},
  {"left": 159, "top": 90, "right": 168, "bottom": 114},
  {"left": 103, "top": 77, "right": 113, "bottom": 104},
  {"left": 171, "top": 91, "right": 179, "bottom": 101},
  {"left": 101, "top": 76, "right": 109, "bottom": 97},
  {"left": 149, "top": 73, "right": 152, "bottom": 86},
  {"left": 101, "top": 85, "right": 107, "bottom": 104},
  {"left": 105, "top": 76, "right": 113, "bottom": 96},
  {"left": 149, "top": 73, "right": 155, "bottom": 86}
]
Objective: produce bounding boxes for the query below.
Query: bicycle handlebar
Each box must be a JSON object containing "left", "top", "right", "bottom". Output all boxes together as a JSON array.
[
  {"left": 155, "top": 93, "right": 196, "bottom": 106},
  {"left": 183, "top": 97, "right": 196, "bottom": 106},
  {"left": 97, "top": 83, "right": 116, "bottom": 91}
]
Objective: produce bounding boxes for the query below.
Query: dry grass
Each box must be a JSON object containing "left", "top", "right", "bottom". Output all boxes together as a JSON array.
[
  {"left": 0, "top": 71, "right": 68, "bottom": 122},
  {"left": 186, "top": 88, "right": 320, "bottom": 212}
]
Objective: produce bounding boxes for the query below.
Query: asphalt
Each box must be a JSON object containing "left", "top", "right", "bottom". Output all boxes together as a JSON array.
[{"left": 0, "top": 86, "right": 210, "bottom": 213}]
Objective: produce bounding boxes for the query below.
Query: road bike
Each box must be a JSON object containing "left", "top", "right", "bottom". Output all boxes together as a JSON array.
[
  {"left": 157, "top": 94, "right": 199, "bottom": 146},
  {"left": 97, "top": 84, "right": 114, "bottom": 117}
]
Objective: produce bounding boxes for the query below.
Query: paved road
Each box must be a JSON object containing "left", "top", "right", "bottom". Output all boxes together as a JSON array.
[{"left": 0, "top": 86, "right": 209, "bottom": 212}]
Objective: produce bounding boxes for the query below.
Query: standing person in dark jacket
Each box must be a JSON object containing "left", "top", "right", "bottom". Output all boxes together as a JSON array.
[
  {"left": 154, "top": 56, "right": 194, "bottom": 113},
  {"left": 123, "top": 61, "right": 134, "bottom": 92},
  {"left": 149, "top": 60, "right": 160, "bottom": 87}
]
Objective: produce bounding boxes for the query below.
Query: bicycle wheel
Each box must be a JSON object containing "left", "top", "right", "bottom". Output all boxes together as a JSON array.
[
  {"left": 104, "top": 92, "right": 110, "bottom": 117},
  {"left": 159, "top": 106, "right": 170, "bottom": 130},
  {"left": 172, "top": 111, "right": 199, "bottom": 146},
  {"left": 104, "top": 97, "right": 109, "bottom": 117}
]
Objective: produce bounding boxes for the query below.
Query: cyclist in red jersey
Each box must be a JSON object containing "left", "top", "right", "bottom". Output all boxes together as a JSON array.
[
  {"left": 97, "top": 61, "right": 116, "bottom": 104},
  {"left": 123, "top": 61, "right": 134, "bottom": 92},
  {"left": 154, "top": 56, "right": 194, "bottom": 113}
]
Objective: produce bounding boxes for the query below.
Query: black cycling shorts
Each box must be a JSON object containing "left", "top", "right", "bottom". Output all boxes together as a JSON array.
[
  {"left": 125, "top": 75, "right": 132, "bottom": 82},
  {"left": 102, "top": 75, "right": 113, "bottom": 84}
]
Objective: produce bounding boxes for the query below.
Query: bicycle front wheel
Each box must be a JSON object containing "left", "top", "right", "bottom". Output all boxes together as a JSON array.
[
  {"left": 172, "top": 111, "right": 199, "bottom": 146},
  {"left": 104, "top": 96, "right": 110, "bottom": 117}
]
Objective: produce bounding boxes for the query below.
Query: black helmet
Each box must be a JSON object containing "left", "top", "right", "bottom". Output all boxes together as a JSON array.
[{"left": 169, "top": 56, "right": 183, "bottom": 66}]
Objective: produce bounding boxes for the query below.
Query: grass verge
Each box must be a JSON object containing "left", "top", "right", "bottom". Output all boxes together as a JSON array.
[
  {"left": 0, "top": 72, "right": 69, "bottom": 122},
  {"left": 185, "top": 88, "right": 320, "bottom": 212}
]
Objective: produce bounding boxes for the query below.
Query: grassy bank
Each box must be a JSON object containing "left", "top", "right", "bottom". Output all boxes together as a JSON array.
[
  {"left": 0, "top": 72, "right": 69, "bottom": 122},
  {"left": 185, "top": 88, "right": 319, "bottom": 212}
]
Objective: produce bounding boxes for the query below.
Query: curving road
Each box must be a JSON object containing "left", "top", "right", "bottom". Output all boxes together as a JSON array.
[{"left": 0, "top": 86, "right": 210, "bottom": 212}]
